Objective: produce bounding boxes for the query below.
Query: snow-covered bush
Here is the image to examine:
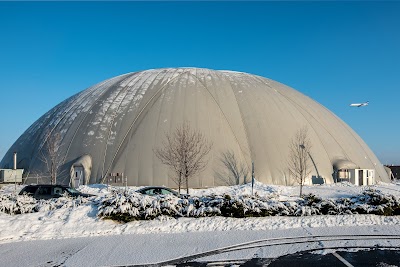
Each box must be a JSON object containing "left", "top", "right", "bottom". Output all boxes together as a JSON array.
[
  {"left": 3, "top": 186, "right": 399, "bottom": 220},
  {"left": 97, "top": 191, "right": 184, "bottom": 222},
  {"left": 97, "top": 188, "right": 400, "bottom": 222},
  {"left": 182, "top": 195, "right": 223, "bottom": 217},
  {"left": 291, "top": 189, "right": 400, "bottom": 216},
  {"left": 0, "top": 193, "right": 38, "bottom": 214},
  {"left": 347, "top": 188, "right": 400, "bottom": 216},
  {"left": 0, "top": 193, "right": 91, "bottom": 215}
]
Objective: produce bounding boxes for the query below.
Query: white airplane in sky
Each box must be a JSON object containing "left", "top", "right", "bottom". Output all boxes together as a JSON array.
[{"left": 350, "top": 101, "right": 369, "bottom": 107}]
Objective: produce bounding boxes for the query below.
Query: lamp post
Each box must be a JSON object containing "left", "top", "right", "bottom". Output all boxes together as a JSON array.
[
  {"left": 251, "top": 161, "right": 255, "bottom": 196},
  {"left": 299, "top": 144, "right": 320, "bottom": 180}
]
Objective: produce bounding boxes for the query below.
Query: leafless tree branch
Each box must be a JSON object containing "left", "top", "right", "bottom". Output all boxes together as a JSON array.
[
  {"left": 215, "top": 150, "right": 248, "bottom": 186},
  {"left": 287, "top": 126, "right": 312, "bottom": 197},
  {"left": 154, "top": 121, "right": 212, "bottom": 194},
  {"left": 39, "top": 131, "right": 64, "bottom": 184}
]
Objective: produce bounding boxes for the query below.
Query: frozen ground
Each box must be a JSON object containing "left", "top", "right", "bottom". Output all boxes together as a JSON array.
[{"left": 0, "top": 181, "right": 399, "bottom": 266}]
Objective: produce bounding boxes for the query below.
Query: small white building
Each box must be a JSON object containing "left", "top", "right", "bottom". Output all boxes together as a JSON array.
[
  {"left": 333, "top": 159, "right": 375, "bottom": 186},
  {"left": 349, "top": 169, "right": 375, "bottom": 186},
  {"left": 0, "top": 169, "right": 24, "bottom": 183},
  {"left": 337, "top": 168, "right": 375, "bottom": 186}
]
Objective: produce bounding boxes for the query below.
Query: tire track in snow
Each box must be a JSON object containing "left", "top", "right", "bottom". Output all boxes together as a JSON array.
[
  {"left": 116, "top": 234, "right": 400, "bottom": 267},
  {"left": 36, "top": 245, "right": 87, "bottom": 267}
]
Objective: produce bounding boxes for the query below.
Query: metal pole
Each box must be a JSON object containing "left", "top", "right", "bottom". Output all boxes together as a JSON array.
[
  {"left": 107, "top": 174, "right": 109, "bottom": 191},
  {"left": 13, "top": 152, "right": 17, "bottom": 193},
  {"left": 300, "top": 144, "right": 320, "bottom": 184},
  {"left": 14, "top": 170, "right": 17, "bottom": 193},
  {"left": 125, "top": 176, "right": 127, "bottom": 193},
  {"left": 13, "top": 152, "right": 17, "bottom": 170},
  {"left": 251, "top": 161, "right": 254, "bottom": 196},
  {"left": 307, "top": 151, "right": 320, "bottom": 178}
]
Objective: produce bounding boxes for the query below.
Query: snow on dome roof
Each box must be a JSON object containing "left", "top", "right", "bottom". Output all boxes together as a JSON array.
[{"left": 1, "top": 67, "right": 389, "bottom": 186}]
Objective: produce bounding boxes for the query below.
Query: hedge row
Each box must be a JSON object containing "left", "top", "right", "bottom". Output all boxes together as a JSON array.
[
  {"left": 97, "top": 189, "right": 400, "bottom": 222},
  {"left": 2, "top": 188, "right": 399, "bottom": 220}
]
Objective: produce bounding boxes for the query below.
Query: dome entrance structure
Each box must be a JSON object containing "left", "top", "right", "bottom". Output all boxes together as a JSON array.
[{"left": 0, "top": 68, "right": 390, "bottom": 186}]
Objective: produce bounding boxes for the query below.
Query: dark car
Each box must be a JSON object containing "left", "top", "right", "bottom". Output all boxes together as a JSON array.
[
  {"left": 19, "top": 184, "right": 95, "bottom": 200},
  {"left": 136, "top": 186, "right": 188, "bottom": 198}
]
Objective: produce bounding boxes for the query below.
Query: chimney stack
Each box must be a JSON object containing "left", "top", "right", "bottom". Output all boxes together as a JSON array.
[{"left": 13, "top": 152, "right": 17, "bottom": 170}]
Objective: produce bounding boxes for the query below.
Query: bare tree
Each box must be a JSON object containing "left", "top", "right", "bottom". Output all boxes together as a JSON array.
[
  {"left": 280, "top": 167, "right": 295, "bottom": 186},
  {"left": 287, "top": 126, "right": 312, "bottom": 197},
  {"left": 39, "top": 131, "right": 63, "bottom": 184},
  {"left": 215, "top": 150, "right": 248, "bottom": 186},
  {"left": 154, "top": 122, "right": 212, "bottom": 194}
]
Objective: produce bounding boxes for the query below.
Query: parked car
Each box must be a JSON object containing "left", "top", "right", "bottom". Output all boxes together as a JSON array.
[
  {"left": 19, "top": 184, "right": 95, "bottom": 200},
  {"left": 136, "top": 186, "right": 188, "bottom": 198}
]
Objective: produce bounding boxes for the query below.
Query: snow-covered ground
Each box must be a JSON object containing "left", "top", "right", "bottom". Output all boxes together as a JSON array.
[{"left": 1, "top": 181, "right": 400, "bottom": 266}]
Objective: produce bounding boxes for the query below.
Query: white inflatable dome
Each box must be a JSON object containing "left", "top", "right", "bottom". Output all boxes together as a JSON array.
[{"left": 1, "top": 68, "right": 389, "bottom": 186}]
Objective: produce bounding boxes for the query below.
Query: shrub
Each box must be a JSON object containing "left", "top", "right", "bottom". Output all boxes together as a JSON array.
[
  {"left": 97, "top": 188, "right": 400, "bottom": 221},
  {"left": 0, "top": 193, "right": 90, "bottom": 215},
  {"left": 2, "top": 187, "right": 400, "bottom": 221}
]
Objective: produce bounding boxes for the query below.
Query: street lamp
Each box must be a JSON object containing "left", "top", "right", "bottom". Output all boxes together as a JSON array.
[{"left": 299, "top": 144, "right": 321, "bottom": 181}]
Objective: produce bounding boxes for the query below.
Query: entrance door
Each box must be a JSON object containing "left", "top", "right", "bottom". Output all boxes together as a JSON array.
[
  {"left": 74, "top": 166, "right": 84, "bottom": 187},
  {"left": 358, "top": 170, "right": 364, "bottom": 186}
]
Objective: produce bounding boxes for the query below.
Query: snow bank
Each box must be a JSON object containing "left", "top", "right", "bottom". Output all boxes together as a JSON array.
[{"left": 1, "top": 181, "right": 400, "bottom": 244}]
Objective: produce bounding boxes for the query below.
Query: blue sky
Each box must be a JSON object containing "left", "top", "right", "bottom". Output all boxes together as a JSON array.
[{"left": 0, "top": 1, "right": 399, "bottom": 164}]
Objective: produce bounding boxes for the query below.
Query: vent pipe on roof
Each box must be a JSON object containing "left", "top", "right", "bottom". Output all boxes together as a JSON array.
[{"left": 13, "top": 152, "right": 17, "bottom": 170}]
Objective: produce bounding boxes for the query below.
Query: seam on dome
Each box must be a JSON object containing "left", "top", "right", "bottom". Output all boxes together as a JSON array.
[
  {"left": 187, "top": 72, "right": 252, "bottom": 175},
  {"left": 57, "top": 72, "right": 138, "bottom": 159},
  {"left": 255, "top": 77, "right": 297, "bottom": 176},
  {"left": 262, "top": 79, "right": 336, "bottom": 173},
  {"left": 118, "top": 71, "right": 160, "bottom": 186},
  {"left": 282, "top": 93, "right": 335, "bottom": 162},
  {"left": 254, "top": 77, "right": 336, "bottom": 165},
  {"left": 60, "top": 77, "right": 125, "bottom": 158},
  {"left": 308, "top": 102, "right": 352, "bottom": 160},
  {"left": 114, "top": 70, "right": 166, "bottom": 185},
  {"left": 100, "top": 71, "right": 164, "bottom": 179},
  {"left": 197, "top": 69, "right": 214, "bottom": 187},
  {"left": 60, "top": 75, "right": 131, "bottom": 181},
  {"left": 128, "top": 69, "right": 182, "bottom": 186},
  {"left": 218, "top": 71, "right": 253, "bottom": 173},
  {"left": 99, "top": 75, "right": 143, "bottom": 178},
  {"left": 101, "top": 69, "right": 185, "bottom": 183},
  {"left": 152, "top": 70, "right": 177, "bottom": 187},
  {"left": 28, "top": 103, "right": 67, "bottom": 160},
  {"left": 111, "top": 71, "right": 160, "bottom": 182},
  {"left": 28, "top": 77, "right": 118, "bottom": 172},
  {"left": 252, "top": 76, "right": 313, "bottom": 178},
  {"left": 30, "top": 92, "right": 87, "bottom": 158},
  {"left": 62, "top": 75, "right": 130, "bottom": 155},
  {"left": 248, "top": 75, "right": 282, "bottom": 183}
]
